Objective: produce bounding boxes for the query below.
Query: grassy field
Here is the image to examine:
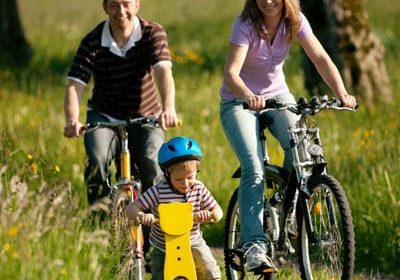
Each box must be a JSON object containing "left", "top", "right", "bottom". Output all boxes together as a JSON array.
[{"left": 0, "top": 0, "right": 399, "bottom": 279}]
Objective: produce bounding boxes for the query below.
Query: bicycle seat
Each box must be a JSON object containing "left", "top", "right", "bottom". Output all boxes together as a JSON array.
[{"left": 159, "top": 203, "right": 196, "bottom": 280}]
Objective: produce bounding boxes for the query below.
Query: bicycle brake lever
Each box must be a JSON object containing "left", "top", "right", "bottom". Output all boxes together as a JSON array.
[{"left": 264, "top": 98, "right": 278, "bottom": 108}]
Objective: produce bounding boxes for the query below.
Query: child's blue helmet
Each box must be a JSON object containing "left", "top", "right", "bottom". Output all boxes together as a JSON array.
[{"left": 158, "top": 136, "right": 202, "bottom": 170}]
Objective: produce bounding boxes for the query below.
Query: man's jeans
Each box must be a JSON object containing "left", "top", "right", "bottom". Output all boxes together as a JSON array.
[{"left": 83, "top": 110, "right": 165, "bottom": 205}]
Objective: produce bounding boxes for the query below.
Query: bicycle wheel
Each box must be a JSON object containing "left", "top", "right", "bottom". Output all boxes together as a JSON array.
[
  {"left": 224, "top": 171, "right": 286, "bottom": 280},
  {"left": 297, "top": 174, "right": 355, "bottom": 280},
  {"left": 111, "top": 188, "right": 145, "bottom": 280}
]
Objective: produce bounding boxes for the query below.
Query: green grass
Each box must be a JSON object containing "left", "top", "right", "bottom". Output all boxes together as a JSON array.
[{"left": 0, "top": 0, "right": 399, "bottom": 279}]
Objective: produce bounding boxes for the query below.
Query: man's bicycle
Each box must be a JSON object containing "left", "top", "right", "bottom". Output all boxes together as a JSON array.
[
  {"left": 224, "top": 95, "right": 356, "bottom": 280},
  {"left": 85, "top": 116, "right": 164, "bottom": 280}
]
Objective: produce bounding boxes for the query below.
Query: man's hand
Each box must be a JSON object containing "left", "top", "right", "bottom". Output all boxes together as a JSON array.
[
  {"left": 63, "top": 120, "right": 84, "bottom": 138},
  {"left": 158, "top": 109, "right": 179, "bottom": 130}
]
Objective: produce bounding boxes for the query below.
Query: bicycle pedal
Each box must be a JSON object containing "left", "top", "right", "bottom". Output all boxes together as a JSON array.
[
  {"left": 253, "top": 266, "right": 276, "bottom": 275},
  {"left": 262, "top": 268, "right": 275, "bottom": 273}
]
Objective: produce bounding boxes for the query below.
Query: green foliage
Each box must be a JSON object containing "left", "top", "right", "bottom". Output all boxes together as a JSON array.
[{"left": 0, "top": 0, "right": 399, "bottom": 278}]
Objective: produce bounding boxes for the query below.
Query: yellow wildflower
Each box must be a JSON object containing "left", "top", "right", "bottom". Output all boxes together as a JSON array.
[
  {"left": 175, "top": 55, "right": 187, "bottom": 64},
  {"left": 2, "top": 243, "right": 18, "bottom": 258},
  {"left": 60, "top": 269, "right": 68, "bottom": 277},
  {"left": 31, "top": 163, "right": 39, "bottom": 174},
  {"left": 3, "top": 243, "right": 11, "bottom": 252},
  {"left": 54, "top": 165, "right": 61, "bottom": 173},
  {"left": 10, "top": 250, "right": 18, "bottom": 258},
  {"left": 7, "top": 226, "right": 19, "bottom": 237}
]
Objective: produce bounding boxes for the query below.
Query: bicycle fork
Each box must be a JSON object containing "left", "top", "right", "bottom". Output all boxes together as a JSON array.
[
  {"left": 119, "top": 129, "right": 145, "bottom": 277},
  {"left": 287, "top": 126, "right": 323, "bottom": 245},
  {"left": 129, "top": 218, "right": 145, "bottom": 279}
]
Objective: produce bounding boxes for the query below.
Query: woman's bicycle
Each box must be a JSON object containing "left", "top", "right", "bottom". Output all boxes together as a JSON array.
[
  {"left": 85, "top": 116, "right": 163, "bottom": 280},
  {"left": 224, "top": 95, "right": 356, "bottom": 280}
]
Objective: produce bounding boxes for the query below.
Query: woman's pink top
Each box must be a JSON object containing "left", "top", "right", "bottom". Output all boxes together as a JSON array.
[{"left": 219, "top": 13, "right": 313, "bottom": 100}]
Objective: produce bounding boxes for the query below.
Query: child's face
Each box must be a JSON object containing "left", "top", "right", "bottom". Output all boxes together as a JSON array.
[{"left": 168, "top": 161, "right": 198, "bottom": 193}]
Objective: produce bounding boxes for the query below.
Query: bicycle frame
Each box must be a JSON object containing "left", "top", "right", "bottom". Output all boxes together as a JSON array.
[
  {"left": 225, "top": 96, "right": 356, "bottom": 279},
  {"left": 86, "top": 117, "right": 159, "bottom": 279},
  {"left": 265, "top": 109, "right": 326, "bottom": 251},
  {"left": 283, "top": 97, "right": 354, "bottom": 247},
  {"left": 113, "top": 126, "right": 142, "bottom": 200},
  {"left": 284, "top": 124, "right": 322, "bottom": 246},
  {"left": 270, "top": 96, "right": 355, "bottom": 251},
  {"left": 114, "top": 126, "right": 145, "bottom": 262}
]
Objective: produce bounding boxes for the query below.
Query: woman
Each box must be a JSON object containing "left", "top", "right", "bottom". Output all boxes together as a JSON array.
[{"left": 219, "top": 0, "right": 356, "bottom": 272}]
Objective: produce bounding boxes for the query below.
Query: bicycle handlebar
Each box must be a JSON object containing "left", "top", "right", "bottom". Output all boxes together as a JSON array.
[
  {"left": 243, "top": 95, "right": 357, "bottom": 115},
  {"left": 84, "top": 116, "right": 183, "bottom": 132},
  {"left": 85, "top": 116, "right": 158, "bottom": 130}
]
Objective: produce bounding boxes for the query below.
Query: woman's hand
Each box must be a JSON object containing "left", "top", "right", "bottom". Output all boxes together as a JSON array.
[
  {"left": 339, "top": 94, "right": 357, "bottom": 109},
  {"left": 245, "top": 95, "right": 265, "bottom": 111}
]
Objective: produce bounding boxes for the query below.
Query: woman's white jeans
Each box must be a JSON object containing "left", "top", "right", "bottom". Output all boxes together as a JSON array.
[{"left": 220, "top": 92, "right": 299, "bottom": 244}]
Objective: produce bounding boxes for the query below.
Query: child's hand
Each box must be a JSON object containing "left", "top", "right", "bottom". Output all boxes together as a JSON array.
[
  {"left": 139, "top": 213, "right": 156, "bottom": 226},
  {"left": 194, "top": 210, "right": 214, "bottom": 223}
]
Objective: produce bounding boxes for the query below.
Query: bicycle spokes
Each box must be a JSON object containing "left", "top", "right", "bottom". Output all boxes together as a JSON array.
[{"left": 299, "top": 175, "right": 354, "bottom": 280}]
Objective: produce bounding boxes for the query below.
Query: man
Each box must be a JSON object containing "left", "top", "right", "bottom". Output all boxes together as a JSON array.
[{"left": 63, "top": 0, "right": 179, "bottom": 205}]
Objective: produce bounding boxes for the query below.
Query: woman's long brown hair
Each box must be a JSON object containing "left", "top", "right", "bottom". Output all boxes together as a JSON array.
[{"left": 240, "top": 0, "right": 301, "bottom": 43}]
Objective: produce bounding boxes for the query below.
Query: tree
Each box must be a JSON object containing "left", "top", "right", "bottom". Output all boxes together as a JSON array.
[
  {"left": 301, "top": 0, "right": 393, "bottom": 104},
  {"left": 0, "top": 0, "right": 32, "bottom": 66}
]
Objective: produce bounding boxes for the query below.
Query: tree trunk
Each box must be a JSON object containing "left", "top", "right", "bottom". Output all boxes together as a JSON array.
[
  {"left": 301, "top": 0, "right": 393, "bottom": 104},
  {"left": 0, "top": 0, "right": 33, "bottom": 66}
]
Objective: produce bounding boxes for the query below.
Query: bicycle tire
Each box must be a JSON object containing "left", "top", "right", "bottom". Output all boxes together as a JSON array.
[
  {"left": 297, "top": 174, "right": 355, "bottom": 280},
  {"left": 111, "top": 188, "right": 145, "bottom": 280},
  {"left": 224, "top": 171, "right": 286, "bottom": 280}
]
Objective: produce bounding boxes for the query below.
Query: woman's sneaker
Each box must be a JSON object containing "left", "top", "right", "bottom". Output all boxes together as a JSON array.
[{"left": 242, "top": 242, "right": 276, "bottom": 273}]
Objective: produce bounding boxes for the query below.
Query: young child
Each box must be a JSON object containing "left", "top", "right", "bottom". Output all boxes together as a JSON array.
[{"left": 126, "top": 136, "right": 223, "bottom": 280}]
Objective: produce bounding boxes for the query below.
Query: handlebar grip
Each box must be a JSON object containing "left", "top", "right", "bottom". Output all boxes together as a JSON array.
[
  {"left": 332, "top": 99, "right": 359, "bottom": 110},
  {"left": 177, "top": 119, "right": 183, "bottom": 127},
  {"left": 242, "top": 98, "right": 278, "bottom": 110}
]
